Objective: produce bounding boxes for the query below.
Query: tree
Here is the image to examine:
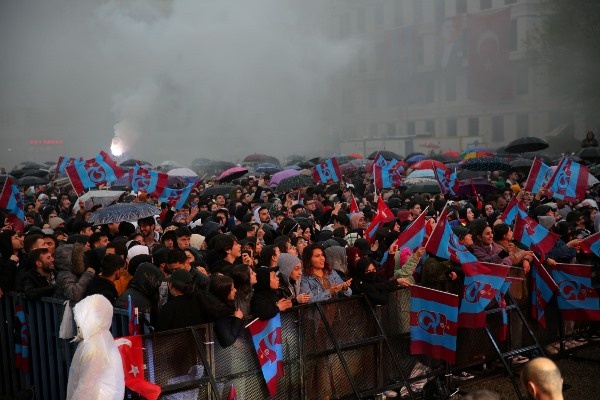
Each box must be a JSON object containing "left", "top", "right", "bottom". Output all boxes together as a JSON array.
[{"left": 528, "top": 0, "right": 600, "bottom": 126}]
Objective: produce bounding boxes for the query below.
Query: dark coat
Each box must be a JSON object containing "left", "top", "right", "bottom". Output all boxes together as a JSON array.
[
  {"left": 114, "top": 263, "right": 163, "bottom": 312},
  {"left": 84, "top": 276, "right": 118, "bottom": 304},
  {"left": 198, "top": 291, "right": 243, "bottom": 348},
  {"left": 351, "top": 273, "right": 398, "bottom": 305},
  {"left": 157, "top": 294, "right": 204, "bottom": 332},
  {"left": 251, "top": 267, "right": 282, "bottom": 320},
  {"left": 22, "top": 269, "right": 56, "bottom": 300}
]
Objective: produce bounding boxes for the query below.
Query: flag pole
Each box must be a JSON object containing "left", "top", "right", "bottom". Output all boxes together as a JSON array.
[{"left": 245, "top": 317, "right": 259, "bottom": 329}]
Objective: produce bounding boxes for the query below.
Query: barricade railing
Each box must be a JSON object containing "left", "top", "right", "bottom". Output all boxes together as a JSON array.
[{"left": 1, "top": 285, "right": 599, "bottom": 399}]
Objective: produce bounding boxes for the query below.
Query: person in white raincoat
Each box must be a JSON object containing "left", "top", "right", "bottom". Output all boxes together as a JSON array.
[{"left": 66, "top": 294, "right": 125, "bottom": 400}]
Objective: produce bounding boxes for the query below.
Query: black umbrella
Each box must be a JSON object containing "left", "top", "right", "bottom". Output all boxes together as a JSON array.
[
  {"left": 456, "top": 169, "right": 487, "bottom": 180},
  {"left": 120, "top": 159, "right": 151, "bottom": 168},
  {"left": 576, "top": 147, "right": 600, "bottom": 161},
  {"left": 504, "top": 137, "right": 549, "bottom": 154},
  {"left": 428, "top": 153, "right": 456, "bottom": 162},
  {"left": 88, "top": 203, "right": 160, "bottom": 225},
  {"left": 404, "top": 180, "right": 441, "bottom": 194},
  {"left": 218, "top": 166, "right": 249, "bottom": 183},
  {"left": 0, "top": 174, "right": 15, "bottom": 185},
  {"left": 296, "top": 161, "right": 316, "bottom": 169},
  {"left": 17, "top": 161, "right": 46, "bottom": 170},
  {"left": 461, "top": 157, "right": 511, "bottom": 171},
  {"left": 367, "top": 150, "right": 402, "bottom": 161},
  {"left": 456, "top": 179, "right": 498, "bottom": 196},
  {"left": 17, "top": 176, "right": 49, "bottom": 186},
  {"left": 22, "top": 169, "right": 51, "bottom": 178},
  {"left": 276, "top": 175, "right": 316, "bottom": 192},
  {"left": 9, "top": 169, "right": 26, "bottom": 179},
  {"left": 200, "top": 185, "right": 234, "bottom": 198},
  {"left": 405, "top": 152, "right": 425, "bottom": 161}
]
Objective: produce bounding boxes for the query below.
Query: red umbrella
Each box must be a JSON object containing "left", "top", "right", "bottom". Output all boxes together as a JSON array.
[
  {"left": 443, "top": 150, "right": 460, "bottom": 158},
  {"left": 348, "top": 153, "right": 363, "bottom": 159},
  {"left": 218, "top": 166, "right": 248, "bottom": 183},
  {"left": 410, "top": 159, "right": 446, "bottom": 170}
]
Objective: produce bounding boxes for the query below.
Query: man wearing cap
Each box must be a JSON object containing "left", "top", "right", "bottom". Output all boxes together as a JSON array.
[
  {"left": 72, "top": 219, "right": 94, "bottom": 236},
  {"left": 157, "top": 269, "right": 203, "bottom": 331}
]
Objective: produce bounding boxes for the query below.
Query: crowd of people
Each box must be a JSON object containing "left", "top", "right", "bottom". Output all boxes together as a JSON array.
[{"left": 1, "top": 151, "right": 599, "bottom": 399}]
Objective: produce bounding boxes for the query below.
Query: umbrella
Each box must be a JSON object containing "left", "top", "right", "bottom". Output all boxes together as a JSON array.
[
  {"left": 457, "top": 169, "right": 487, "bottom": 180},
  {"left": 339, "top": 163, "right": 358, "bottom": 176},
  {"left": 16, "top": 176, "right": 48, "bottom": 186},
  {"left": 120, "top": 159, "right": 151, "bottom": 168},
  {"left": 456, "top": 179, "right": 498, "bottom": 196},
  {"left": 243, "top": 153, "right": 280, "bottom": 164},
  {"left": 157, "top": 160, "right": 185, "bottom": 172},
  {"left": 407, "top": 169, "right": 435, "bottom": 179},
  {"left": 410, "top": 159, "right": 446, "bottom": 171},
  {"left": 87, "top": 202, "right": 160, "bottom": 225},
  {"left": 167, "top": 168, "right": 200, "bottom": 185},
  {"left": 276, "top": 175, "right": 316, "bottom": 192},
  {"left": 576, "top": 147, "right": 600, "bottom": 161},
  {"left": 504, "top": 137, "right": 549, "bottom": 154},
  {"left": 269, "top": 169, "right": 300, "bottom": 187},
  {"left": 21, "top": 169, "right": 51, "bottom": 178},
  {"left": 9, "top": 169, "right": 26, "bottom": 179},
  {"left": 44, "top": 161, "right": 57, "bottom": 166},
  {"left": 404, "top": 180, "right": 441, "bottom": 194},
  {"left": 443, "top": 150, "right": 460, "bottom": 158},
  {"left": 406, "top": 154, "right": 428, "bottom": 163},
  {"left": 405, "top": 152, "right": 425, "bottom": 160},
  {"left": 461, "top": 157, "right": 511, "bottom": 171},
  {"left": 348, "top": 153, "right": 363, "bottom": 159},
  {"left": 284, "top": 165, "right": 302, "bottom": 171},
  {"left": 367, "top": 150, "right": 402, "bottom": 160},
  {"left": 219, "top": 166, "right": 249, "bottom": 183},
  {"left": 17, "top": 161, "right": 46, "bottom": 170},
  {"left": 0, "top": 174, "right": 15, "bottom": 185},
  {"left": 296, "top": 161, "right": 316, "bottom": 169},
  {"left": 72, "top": 190, "right": 126, "bottom": 213},
  {"left": 461, "top": 151, "right": 494, "bottom": 160},
  {"left": 509, "top": 158, "right": 534, "bottom": 173},
  {"left": 428, "top": 153, "right": 455, "bottom": 162},
  {"left": 200, "top": 185, "right": 234, "bottom": 197},
  {"left": 253, "top": 163, "right": 282, "bottom": 174}
]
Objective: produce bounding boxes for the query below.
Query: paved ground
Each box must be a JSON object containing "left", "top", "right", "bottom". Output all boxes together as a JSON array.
[{"left": 453, "top": 342, "right": 600, "bottom": 399}]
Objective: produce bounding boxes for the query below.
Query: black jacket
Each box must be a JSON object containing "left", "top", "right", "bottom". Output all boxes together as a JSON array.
[
  {"left": 84, "top": 276, "right": 118, "bottom": 304},
  {"left": 198, "top": 291, "right": 243, "bottom": 348},
  {"left": 157, "top": 294, "right": 204, "bottom": 332},
  {"left": 351, "top": 273, "right": 398, "bottom": 305},
  {"left": 22, "top": 269, "right": 56, "bottom": 300},
  {"left": 250, "top": 267, "right": 283, "bottom": 320}
]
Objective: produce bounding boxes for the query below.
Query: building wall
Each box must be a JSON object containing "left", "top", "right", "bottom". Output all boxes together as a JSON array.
[{"left": 329, "top": 0, "right": 582, "bottom": 155}]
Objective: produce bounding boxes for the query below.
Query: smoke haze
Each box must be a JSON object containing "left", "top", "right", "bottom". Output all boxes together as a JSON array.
[{"left": 0, "top": 0, "right": 358, "bottom": 166}]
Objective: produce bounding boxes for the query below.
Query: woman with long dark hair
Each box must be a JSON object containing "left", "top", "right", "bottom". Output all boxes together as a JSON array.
[
  {"left": 0, "top": 230, "right": 24, "bottom": 296},
  {"left": 222, "top": 263, "right": 256, "bottom": 316},
  {"left": 300, "top": 243, "right": 352, "bottom": 302}
]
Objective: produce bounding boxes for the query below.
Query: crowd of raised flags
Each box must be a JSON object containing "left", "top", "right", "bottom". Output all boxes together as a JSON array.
[{"left": 2, "top": 148, "right": 600, "bottom": 396}]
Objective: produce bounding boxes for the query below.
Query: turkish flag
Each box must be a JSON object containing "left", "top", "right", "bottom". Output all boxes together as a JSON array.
[{"left": 115, "top": 335, "right": 161, "bottom": 400}]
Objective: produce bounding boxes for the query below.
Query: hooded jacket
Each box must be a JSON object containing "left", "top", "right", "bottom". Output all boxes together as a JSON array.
[
  {"left": 250, "top": 267, "right": 282, "bottom": 320},
  {"left": 55, "top": 243, "right": 94, "bottom": 302},
  {"left": 114, "top": 263, "right": 164, "bottom": 316},
  {"left": 66, "top": 294, "right": 124, "bottom": 400}
]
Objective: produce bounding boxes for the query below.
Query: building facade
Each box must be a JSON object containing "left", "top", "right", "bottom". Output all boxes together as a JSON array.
[{"left": 329, "top": 0, "right": 578, "bottom": 157}]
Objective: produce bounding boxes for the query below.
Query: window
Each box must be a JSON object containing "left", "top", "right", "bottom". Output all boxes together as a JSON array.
[
  {"left": 374, "top": 2, "right": 384, "bottom": 27},
  {"left": 446, "top": 77, "right": 457, "bottom": 101},
  {"left": 510, "top": 19, "right": 518, "bottom": 51},
  {"left": 492, "top": 116, "right": 505, "bottom": 142},
  {"left": 368, "top": 82, "right": 378, "bottom": 109},
  {"left": 356, "top": 8, "right": 366, "bottom": 34},
  {"left": 386, "top": 122, "right": 396, "bottom": 137},
  {"left": 516, "top": 114, "right": 529, "bottom": 137},
  {"left": 375, "top": 41, "right": 385, "bottom": 71},
  {"left": 468, "top": 117, "right": 479, "bottom": 136},
  {"left": 394, "top": 0, "right": 403, "bottom": 26},
  {"left": 481, "top": 0, "right": 492, "bottom": 10},
  {"left": 413, "top": 0, "right": 423, "bottom": 23},
  {"left": 407, "top": 121, "right": 416, "bottom": 136},
  {"left": 424, "top": 79, "right": 435, "bottom": 103},
  {"left": 340, "top": 14, "right": 351, "bottom": 39},
  {"left": 369, "top": 123, "right": 378, "bottom": 138},
  {"left": 446, "top": 119, "right": 457, "bottom": 137},
  {"left": 425, "top": 120, "right": 436, "bottom": 136},
  {"left": 456, "top": 0, "right": 467, "bottom": 14},
  {"left": 516, "top": 63, "right": 529, "bottom": 95}
]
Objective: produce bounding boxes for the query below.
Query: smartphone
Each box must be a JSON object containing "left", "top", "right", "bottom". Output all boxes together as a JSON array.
[{"left": 241, "top": 249, "right": 253, "bottom": 258}]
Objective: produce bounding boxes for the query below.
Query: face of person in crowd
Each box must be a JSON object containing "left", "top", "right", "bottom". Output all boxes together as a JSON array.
[
  {"left": 495, "top": 197, "right": 507, "bottom": 209},
  {"left": 11, "top": 232, "right": 24, "bottom": 251},
  {"left": 216, "top": 211, "right": 228, "bottom": 225},
  {"left": 290, "top": 262, "right": 303, "bottom": 281},
  {"left": 304, "top": 200, "right": 317, "bottom": 214},
  {"left": 229, "top": 240, "right": 242, "bottom": 259},
  {"left": 107, "top": 222, "right": 120, "bottom": 235},
  {"left": 138, "top": 222, "right": 155, "bottom": 238},
  {"left": 302, "top": 227, "right": 312, "bottom": 242},
  {"left": 478, "top": 226, "right": 494, "bottom": 245},
  {"left": 460, "top": 233, "right": 474, "bottom": 247},
  {"left": 95, "top": 235, "right": 109, "bottom": 248},
  {"left": 55, "top": 232, "right": 68, "bottom": 242},
  {"left": 295, "top": 239, "right": 307, "bottom": 256},
  {"left": 227, "top": 283, "right": 237, "bottom": 301},
  {"left": 503, "top": 227, "right": 514, "bottom": 241},
  {"left": 293, "top": 207, "right": 305, "bottom": 217},
  {"left": 365, "top": 262, "right": 377, "bottom": 274},
  {"left": 249, "top": 267, "right": 257, "bottom": 285},
  {"left": 466, "top": 208, "right": 475, "bottom": 222},
  {"left": 37, "top": 252, "right": 55, "bottom": 273},
  {"left": 177, "top": 235, "right": 191, "bottom": 250},
  {"left": 310, "top": 248, "right": 326, "bottom": 269},
  {"left": 259, "top": 208, "right": 270, "bottom": 223},
  {"left": 81, "top": 226, "right": 93, "bottom": 236},
  {"left": 163, "top": 238, "right": 174, "bottom": 249},
  {"left": 32, "top": 238, "right": 48, "bottom": 251},
  {"left": 185, "top": 250, "right": 196, "bottom": 264},
  {"left": 269, "top": 270, "right": 280, "bottom": 290},
  {"left": 215, "top": 195, "right": 226, "bottom": 206},
  {"left": 485, "top": 204, "right": 494, "bottom": 216},
  {"left": 60, "top": 196, "right": 70, "bottom": 209},
  {"left": 43, "top": 237, "right": 56, "bottom": 254},
  {"left": 410, "top": 203, "right": 422, "bottom": 217},
  {"left": 275, "top": 215, "right": 285, "bottom": 226}
]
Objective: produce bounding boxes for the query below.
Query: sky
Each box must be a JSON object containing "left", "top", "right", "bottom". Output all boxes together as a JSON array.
[{"left": 0, "top": 0, "right": 358, "bottom": 167}]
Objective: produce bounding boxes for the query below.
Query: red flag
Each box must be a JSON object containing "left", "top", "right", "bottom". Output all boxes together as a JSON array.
[
  {"left": 470, "top": 179, "right": 483, "bottom": 209},
  {"left": 228, "top": 384, "right": 237, "bottom": 400},
  {"left": 364, "top": 195, "right": 395, "bottom": 243},
  {"left": 0, "top": 177, "right": 25, "bottom": 233},
  {"left": 115, "top": 335, "right": 161, "bottom": 400},
  {"left": 467, "top": 8, "right": 513, "bottom": 102},
  {"left": 348, "top": 195, "right": 359, "bottom": 213}
]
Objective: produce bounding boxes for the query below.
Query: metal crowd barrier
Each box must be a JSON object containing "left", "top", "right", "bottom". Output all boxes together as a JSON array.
[{"left": 1, "top": 286, "right": 598, "bottom": 400}]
